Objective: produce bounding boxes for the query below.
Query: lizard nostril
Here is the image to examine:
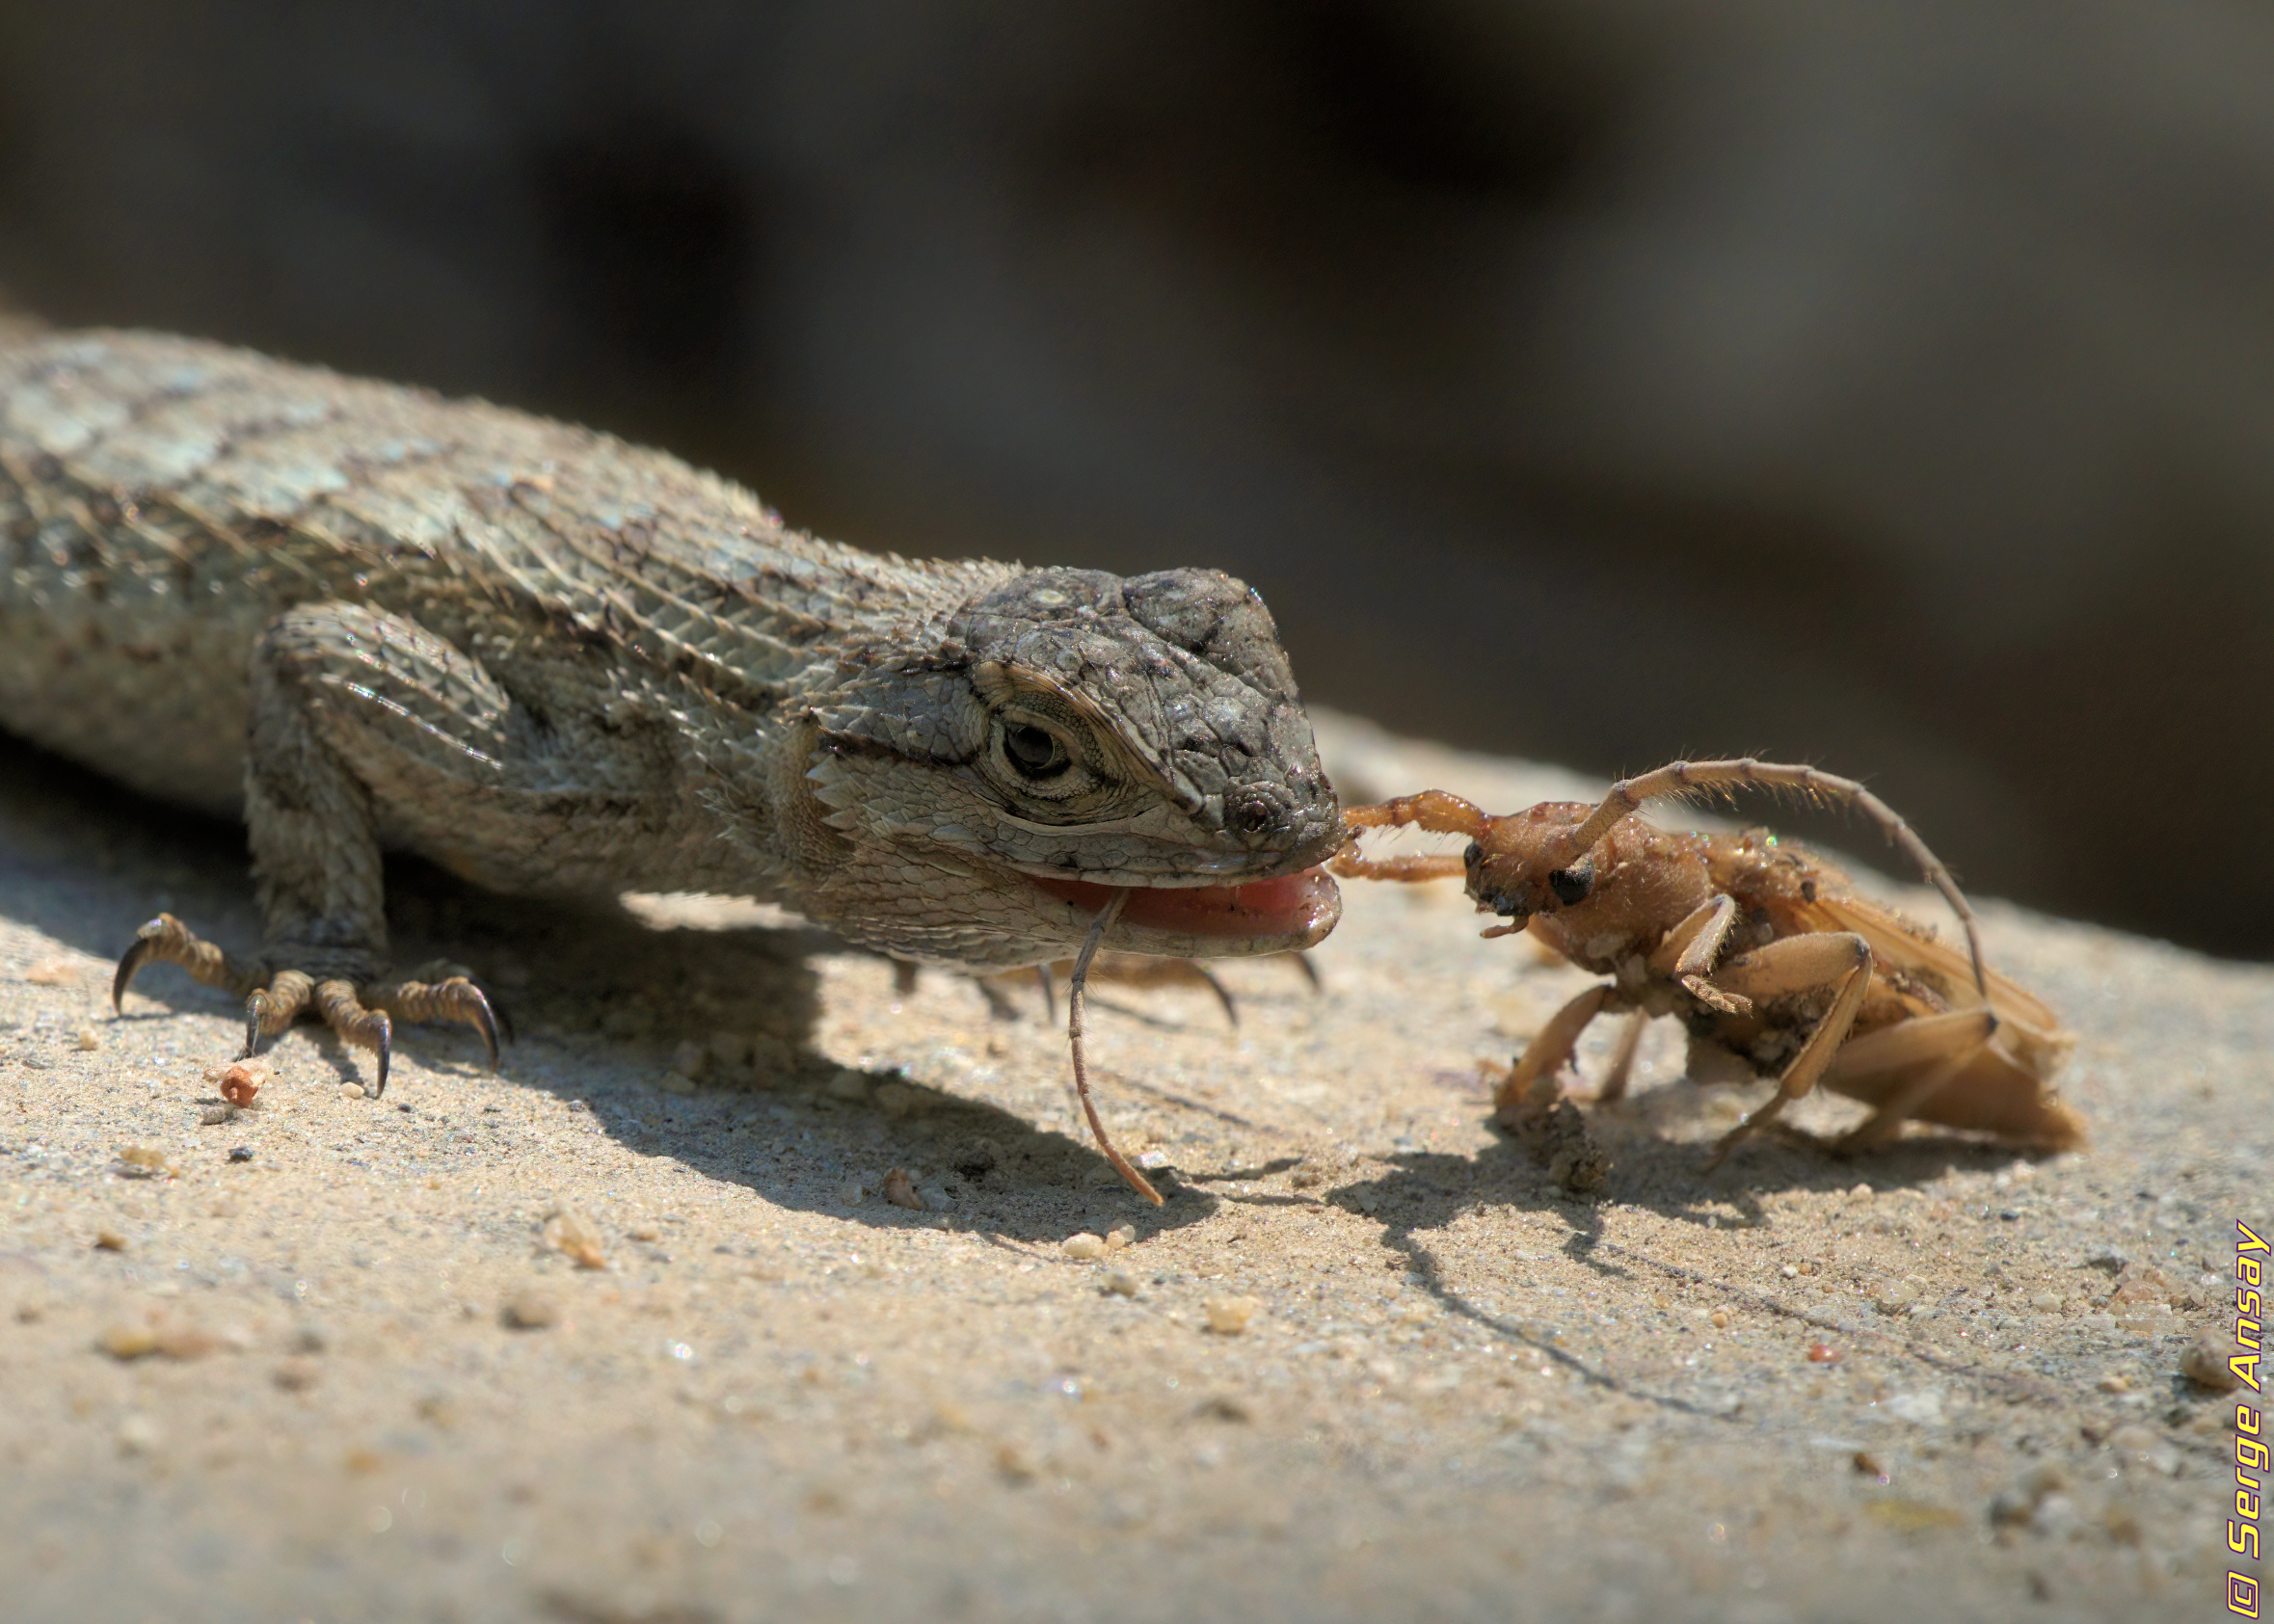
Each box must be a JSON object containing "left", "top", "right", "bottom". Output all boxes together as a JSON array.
[{"left": 1227, "top": 790, "right": 1279, "bottom": 841}]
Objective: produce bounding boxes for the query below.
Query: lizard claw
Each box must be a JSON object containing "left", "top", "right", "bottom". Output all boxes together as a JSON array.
[
  {"left": 469, "top": 995, "right": 500, "bottom": 1071},
  {"left": 371, "top": 973, "right": 503, "bottom": 1071},
  {"left": 486, "top": 988, "right": 516, "bottom": 1048},
  {"left": 111, "top": 912, "right": 499, "bottom": 1094},
  {"left": 112, "top": 920, "right": 162, "bottom": 1014},
  {"left": 114, "top": 913, "right": 258, "bottom": 1014}
]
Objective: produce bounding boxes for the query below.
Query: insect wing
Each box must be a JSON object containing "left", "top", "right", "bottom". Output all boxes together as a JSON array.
[
  {"left": 1809, "top": 893, "right": 2084, "bottom": 1147},
  {"left": 1809, "top": 895, "right": 2047, "bottom": 1019},
  {"left": 1812, "top": 892, "right": 2074, "bottom": 1082}
]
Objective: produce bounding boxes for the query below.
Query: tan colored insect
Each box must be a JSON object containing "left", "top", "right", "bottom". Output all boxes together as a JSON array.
[{"left": 1332, "top": 759, "right": 2082, "bottom": 1165}]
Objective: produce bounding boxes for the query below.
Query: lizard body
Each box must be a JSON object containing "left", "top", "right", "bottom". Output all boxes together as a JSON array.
[{"left": 0, "top": 329, "right": 1340, "bottom": 1081}]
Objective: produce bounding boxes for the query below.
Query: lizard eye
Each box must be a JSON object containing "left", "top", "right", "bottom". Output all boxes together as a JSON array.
[
  {"left": 999, "top": 720, "right": 1073, "bottom": 780},
  {"left": 976, "top": 693, "right": 1117, "bottom": 819}
]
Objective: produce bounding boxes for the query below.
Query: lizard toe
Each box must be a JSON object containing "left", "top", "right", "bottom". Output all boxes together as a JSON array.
[
  {"left": 312, "top": 978, "right": 391, "bottom": 1096},
  {"left": 370, "top": 974, "right": 503, "bottom": 1072}
]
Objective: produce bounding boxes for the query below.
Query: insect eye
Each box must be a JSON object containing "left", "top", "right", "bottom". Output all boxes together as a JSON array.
[
  {"left": 1002, "top": 721, "right": 1071, "bottom": 779},
  {"left": 1462, "top": 840, "right": 1483, "bottom": 867},
  {"left": 1547, "top": 859, "right": 1595, "bottom": 908}
]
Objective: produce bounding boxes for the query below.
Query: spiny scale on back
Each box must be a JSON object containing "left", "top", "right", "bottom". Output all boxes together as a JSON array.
[{"left": 0, "top": 330, "right": 1342, "bottom": 989}]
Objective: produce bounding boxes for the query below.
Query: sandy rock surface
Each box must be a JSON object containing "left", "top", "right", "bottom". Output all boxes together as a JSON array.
[{"left": 0, "top": 709, "right": 2265, "bottom": 1623}]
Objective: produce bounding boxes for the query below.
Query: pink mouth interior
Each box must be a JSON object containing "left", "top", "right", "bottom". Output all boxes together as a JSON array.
[{"left": 1029, "top": 867, "right": 1338, "bottom": 940}]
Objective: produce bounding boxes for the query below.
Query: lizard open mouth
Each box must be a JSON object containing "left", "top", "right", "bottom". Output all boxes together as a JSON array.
[{"left": 1027, "top": 867, "right": 1340, "bottom": 945}]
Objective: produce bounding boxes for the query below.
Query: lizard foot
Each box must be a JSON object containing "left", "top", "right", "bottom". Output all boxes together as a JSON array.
[{"left": 114, "top": 914, "right": 503, "bottom": 1097}]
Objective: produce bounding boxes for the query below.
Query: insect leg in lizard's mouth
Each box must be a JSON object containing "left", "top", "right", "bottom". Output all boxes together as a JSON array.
[
  {"left": 1026, "top": 867, "right": 1341, "bottom": 948},
  {"left": 1029, "top": 866, "right": 1339, "bottom": 1205}
]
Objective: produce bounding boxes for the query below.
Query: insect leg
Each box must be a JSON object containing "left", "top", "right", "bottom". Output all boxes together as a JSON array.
[
  {"left": 1329, "top": 850, "right": 1468, "bottom": 882},
  {"left": 1821, "top": 1008, "right": 1996, "bottom": 1150},
  {"left": 1699, "top": 931, "right": 1873, "bottom": 1168},
  {"left": 1647, "top": 894, "right": 1752, "bottom": 1015},
  {"left": 1593, "top": 1008, "right": 1652, "bottom": 1104},
  {"left": 1493, "top": 981, "right": 1619, "bottom": 1121},
  {"left": 1341, "top": 790, "right": 1491, "bottom": 838},
  {"left": 1064, "top": 890, "right": 1162, "bottom": 1205},
  {"left": 1332, "top": 791, "right": 1489, "bottom": 882}
]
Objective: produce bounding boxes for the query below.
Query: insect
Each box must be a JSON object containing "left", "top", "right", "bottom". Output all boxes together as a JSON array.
[{"left": 1331, "top": 759, "right": 2082, "bottom": 1165}]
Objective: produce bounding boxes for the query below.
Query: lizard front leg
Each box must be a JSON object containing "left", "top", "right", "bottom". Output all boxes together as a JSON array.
[{"left": 115, "top": 602, "right": 507, "bottom": 1093}]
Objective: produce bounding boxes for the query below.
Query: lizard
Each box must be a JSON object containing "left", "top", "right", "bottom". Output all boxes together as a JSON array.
[{"left": 0, "top": 327, "right": 1344, "bottom": 1184}]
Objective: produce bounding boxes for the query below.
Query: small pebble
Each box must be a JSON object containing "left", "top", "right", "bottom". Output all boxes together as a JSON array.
[
  {"left": 272, "top": 1359, "right": 321, "bottom": 1392},
  {"left": 1203, "top": 1296, "right": 1260, "bottom": 1335},
  {"left": 1104, "top": 1224, "right": 1137, "bottom": 1251},
  {"left": 1852, "top": 1451, "right": 1888, "bottom": 1481},
  {"left": 151, "top": 1323, "right": 218, "bottom": 1359},
  {"left": 541, "top": 1205, "right": 609, "bottom": 1270},
  {"left": 2180, "top": 1331, "right": 2239, "bottom": 1391},
  {"left": 209, "top": 1060, "right": 266, "bottom": 1105},
  {"left": 94, "top": 1230, "right": 127, "bottom": 1252},
  {"left": 1875, "top": 1279, "right": 1922, "bottom": 1313},
  {"left": 826, "top": 1068, "right": 870, "bottom": 1102},
  {"left": 835, "top": 1178, "right": 867, "bottom": 1207},
  {"left": 201, "top": 1106, "right": 234, "bottom": 1127},
  {"left": 501, "top": 1291, "right": 561, "bottom": 1330},
  {"left": 1806, "top": 1343, "right": 1840, "bottom": 1364},
  {"left": 656, "top": 1072, "right": 698, "bottom": 1097},
  {"left": 882, "top": 1168, "right": 925, "bottom": 1211},
  {"left": 2027, "top": 1290, "right": 2066, "bottom": 1313},
  {"left": 74, "top": 1025, "right": 100, "bottom": 1052},
  {"left": 227, "top": 1146, "right": 254, "bottom": 1163},
  {"left": 100, "top": 1323, "right": 160, "bottom": 1359},
  {"left": 668, "top": 1040, "right": 709, "bottom": 1081},
  {"left": 1061, "top": 1233, "right": 1107, "bottom": 1262},
  {"left": 94, "top": 1316, "right": 216, "bottom": 1363},
  {"left": 115, "top": 1414, "right": 164, "bottom": 1456},
  {"left": 1989, "top": 1462, "right": 2069, "bottom": 1527},
  {"left": 1710, "top": 1310, "right": 1729, "bottom": 1329},
  {"left": 873, "top": 1082, "right": 923, "bottom": 1117},
  {"left": 2098, "top": 1372, "right": 2132, "bottom": 1394},
  {"left": 1102, "top": 1270, "right": 1140, "bottom": 1298},
  {"left": 2106, "top": 1424, "right": 2180, "bottom": 1476}
]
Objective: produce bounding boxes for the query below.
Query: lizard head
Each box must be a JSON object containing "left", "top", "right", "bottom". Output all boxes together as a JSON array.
[{"left": 797, "top": 567, "right": 1343, "bottom": 967}]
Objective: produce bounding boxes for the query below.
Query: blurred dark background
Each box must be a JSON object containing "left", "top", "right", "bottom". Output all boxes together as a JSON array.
[{"left": 2, "top": 1, "right": 2269, "bottom": 954}]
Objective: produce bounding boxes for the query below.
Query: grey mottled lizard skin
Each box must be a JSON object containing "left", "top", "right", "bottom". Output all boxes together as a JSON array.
[{"left": 0, "top": 329, "right": 1341, "bottom": 1079}]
